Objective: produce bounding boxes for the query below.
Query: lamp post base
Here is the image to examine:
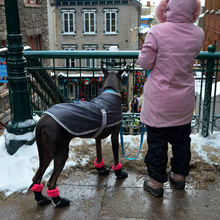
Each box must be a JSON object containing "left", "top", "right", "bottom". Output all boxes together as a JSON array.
[{"left": 5, "top": 119, "right": 36, "bottom": 155}]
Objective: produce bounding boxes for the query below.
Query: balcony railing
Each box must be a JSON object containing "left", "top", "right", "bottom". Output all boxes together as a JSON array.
[{"left": 1, "top": 46, "right": 220, "bottom": 137}]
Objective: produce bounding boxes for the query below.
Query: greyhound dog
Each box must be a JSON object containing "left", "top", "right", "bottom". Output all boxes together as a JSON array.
[{"left": 29, "top": 68, "right": 128, "bottom": 207}]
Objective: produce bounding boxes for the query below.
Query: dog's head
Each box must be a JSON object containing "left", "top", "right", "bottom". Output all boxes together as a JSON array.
[{"left": 101, "top": 66, "right": 124, "bottom": 93}]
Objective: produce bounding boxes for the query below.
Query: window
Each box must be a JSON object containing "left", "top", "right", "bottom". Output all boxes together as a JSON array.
[
  {"left": 24, "top": 0, "right": 40, "bottom": 7},
  {"left": 26, "top": 0, "right": 39, "bottom": 4},
  {"left": 62, "top": 10, "right": 76, "bottom": 34},
  {"left": 0, "top": 40, "right": 6, "bottom": 48},
  {"left": 104, "top": 9, "right": 118, "bottom": 34},
  {"left": 84, "top": 12, "right": 96, "bottom": 33},
  {"left": 64, "top": 47, "right": 77, "bottom": 67},
  {"left": 103, "top": 44, "right": 119, "bottom": 50},
  {"left": 27, "top": 35, "right": 41, "bottom": 50},
  {"left": 82, "top": 9, "right": 97, "bottom": 34},
  {"left": 103, "top": 44, "right": 119, "bottom": 65},
  {"left": 63, "top": 44, "right": 77, "bottom": 67},
  {"left": 83, "top": 45, "right": 98, "bottom": 67}
]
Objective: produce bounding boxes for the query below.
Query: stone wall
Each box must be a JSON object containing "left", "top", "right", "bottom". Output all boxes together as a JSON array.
[
  {"left": 0, "top": 0, "right": 49, "bottom": 50},
  {"left": 0, "top": 0, "right": 6, "bottom": 45}
]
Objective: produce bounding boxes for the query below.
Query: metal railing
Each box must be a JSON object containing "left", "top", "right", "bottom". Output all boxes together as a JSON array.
[{"left": 1, "top": 46, "right": 220, "bottom": 137}]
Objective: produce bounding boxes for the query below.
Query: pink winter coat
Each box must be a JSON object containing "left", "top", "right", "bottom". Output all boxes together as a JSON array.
[{"left": 138, "top": 0, "right": 204, "bottom": 128}]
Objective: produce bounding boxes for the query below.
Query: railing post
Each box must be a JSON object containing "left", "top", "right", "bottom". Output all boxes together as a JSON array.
[
  {"left": 201, "top": 45, "right": 216, "bottom": 137},
  {"left": 4, "top": 0, "right": 35, "bottom": 154}
]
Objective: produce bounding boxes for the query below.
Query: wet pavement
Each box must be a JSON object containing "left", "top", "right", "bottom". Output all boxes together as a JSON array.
[{"left": 0, "top": 170, "right": 220, "bottom": 220}]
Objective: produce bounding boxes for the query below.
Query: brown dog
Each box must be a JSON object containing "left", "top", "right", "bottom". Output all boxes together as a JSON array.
[{"left": 29, "top": 68, "right": 128, "bottom": 207}]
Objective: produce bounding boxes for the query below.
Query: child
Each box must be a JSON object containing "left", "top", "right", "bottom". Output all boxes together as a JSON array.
[{"left": 138, "top": 0, "right": 204, "bottom": 197}]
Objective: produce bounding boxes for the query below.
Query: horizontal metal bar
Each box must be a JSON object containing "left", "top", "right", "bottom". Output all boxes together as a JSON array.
[
  {"left": 22, "top": 50, "right": 220, "bottom": 59},
  {"left": 197, "top": 51, "right": 220, "bottom": 59},
  {"left": 23, "top": 50, "right": 140, "bottom": 59},
  {"left": 1, "top": 48, "right": 220, "bottom": 60}
]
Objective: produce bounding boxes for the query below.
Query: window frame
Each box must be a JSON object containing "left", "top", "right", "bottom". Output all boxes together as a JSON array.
[
  {"left": 27, "top": 35, "right": 41, "bottom": 50},
  {"left": 83, "top": 11, "right": 96, "bottom": 34},
  {"left": 103, "top": 44, "right": 119, "bottom": 50},
  {"left": 62, "top": 10, "right": 76, "bottom": 34},
  {"left": 63, "top": 45, "right": 77, "bottom": 68},
  {"left": 26, "top": 0, "right": 39, "bottom": 4},
  {"left": 103, "top": 9, "right": 118, "bottom": 34},
  {"left": 82, "top": 9, "right": 97, "bottom": 34},
  {"left": 83, "top": 46, "right": 98, "bottom": 67}
]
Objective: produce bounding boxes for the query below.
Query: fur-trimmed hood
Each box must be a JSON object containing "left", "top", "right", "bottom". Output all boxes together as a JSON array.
[{"left": 156, "top": 0, "right": 201, "bottom": 23}]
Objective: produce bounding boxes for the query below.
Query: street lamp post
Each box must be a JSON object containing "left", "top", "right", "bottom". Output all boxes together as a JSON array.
[{"left": 4, "top": 0, "right": 35, "bottom": 154}]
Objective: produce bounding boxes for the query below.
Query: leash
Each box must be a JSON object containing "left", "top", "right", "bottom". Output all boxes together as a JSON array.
[{"left": 120, "top": 123, "right": 145, "bottom": 160}]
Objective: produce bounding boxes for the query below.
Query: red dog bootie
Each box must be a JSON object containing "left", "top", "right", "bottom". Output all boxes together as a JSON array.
[
  {"left": 94, "top": 158, "right": 110, "bottom": 176},
  {"left": 29, "top": 183, "right": 51, "bottom": 206},
  {"left": 112, "top": 162, "right": 128, "bottom": 179},
  {"left": 47, "top": 188, "right": 70, "bottom": 208}
]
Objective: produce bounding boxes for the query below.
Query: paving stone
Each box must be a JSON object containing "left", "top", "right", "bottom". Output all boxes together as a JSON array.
[{"left": 0, "top": 171, "right": 219, "bottom": 220}]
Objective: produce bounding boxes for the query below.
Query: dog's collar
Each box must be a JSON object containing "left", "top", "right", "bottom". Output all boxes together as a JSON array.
[
  {"left": 103, "top": 89, "right": 121, "bottom": 96},
  {"left": 104, "top": 89, "right": 117, "bottom": 93}
]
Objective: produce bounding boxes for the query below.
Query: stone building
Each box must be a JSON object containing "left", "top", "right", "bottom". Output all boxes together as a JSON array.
[
  {"left": 0, "top": 0, "right": 7, "bottom": 48},
  {"left": 0, "top": 0, "right": 49, "bottom": 124},
  {"left": 0, "top": 0, "right": 49, "bottom": 50},
  {"left": 49, "top": 0, "right": 141, "bottom": 52}
]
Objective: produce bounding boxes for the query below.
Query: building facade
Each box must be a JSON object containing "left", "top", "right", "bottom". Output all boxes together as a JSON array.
[
  {"left": 0, "top": 0, "right": 50, "bottom": 123},
  {"left": 50, "top": 0, "right": 141, "bottom": 52},
  {"left": 0, "top": 0, "right": 49, "bottom": 50}
]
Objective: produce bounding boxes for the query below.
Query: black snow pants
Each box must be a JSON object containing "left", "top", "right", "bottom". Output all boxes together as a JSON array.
[{"left": 144, "top": 123, "right": 191, "bottom": 183}]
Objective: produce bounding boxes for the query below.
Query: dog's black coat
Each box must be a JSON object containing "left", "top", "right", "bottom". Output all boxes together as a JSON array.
[{"left": 44, "top": 91, "right": 122, "bottom": 136}]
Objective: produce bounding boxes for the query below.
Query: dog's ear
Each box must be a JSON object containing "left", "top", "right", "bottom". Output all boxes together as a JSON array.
[
  {"left": 116, "top": 68, "right": 125, "bottom": 79},
  {"left": 101, "top": 65, "right": 108, "bottom": 74},
  {"left": 101, "top": 65, "right": 108, "bottom": 78}
]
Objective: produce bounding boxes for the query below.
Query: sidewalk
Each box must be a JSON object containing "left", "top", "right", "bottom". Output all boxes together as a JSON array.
[{"left": 0, "top": 169, "right": 219, "bottom": 220}]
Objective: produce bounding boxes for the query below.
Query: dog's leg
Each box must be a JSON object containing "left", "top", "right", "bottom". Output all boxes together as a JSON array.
[
  {"left": 32, "top": 145, "right": 53, "bottom": 184},
  {"left": 46, "top": 147, "right": 70, "bottom": 208},
  {"left": 29, "top": 129, "right": 53, "bottom": 206},
  {"left": 94, "top": 138, "right": 110, "bottom": 176},
  {"left": 111, "top": 127, "right": 128, "bottom": 179}
]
